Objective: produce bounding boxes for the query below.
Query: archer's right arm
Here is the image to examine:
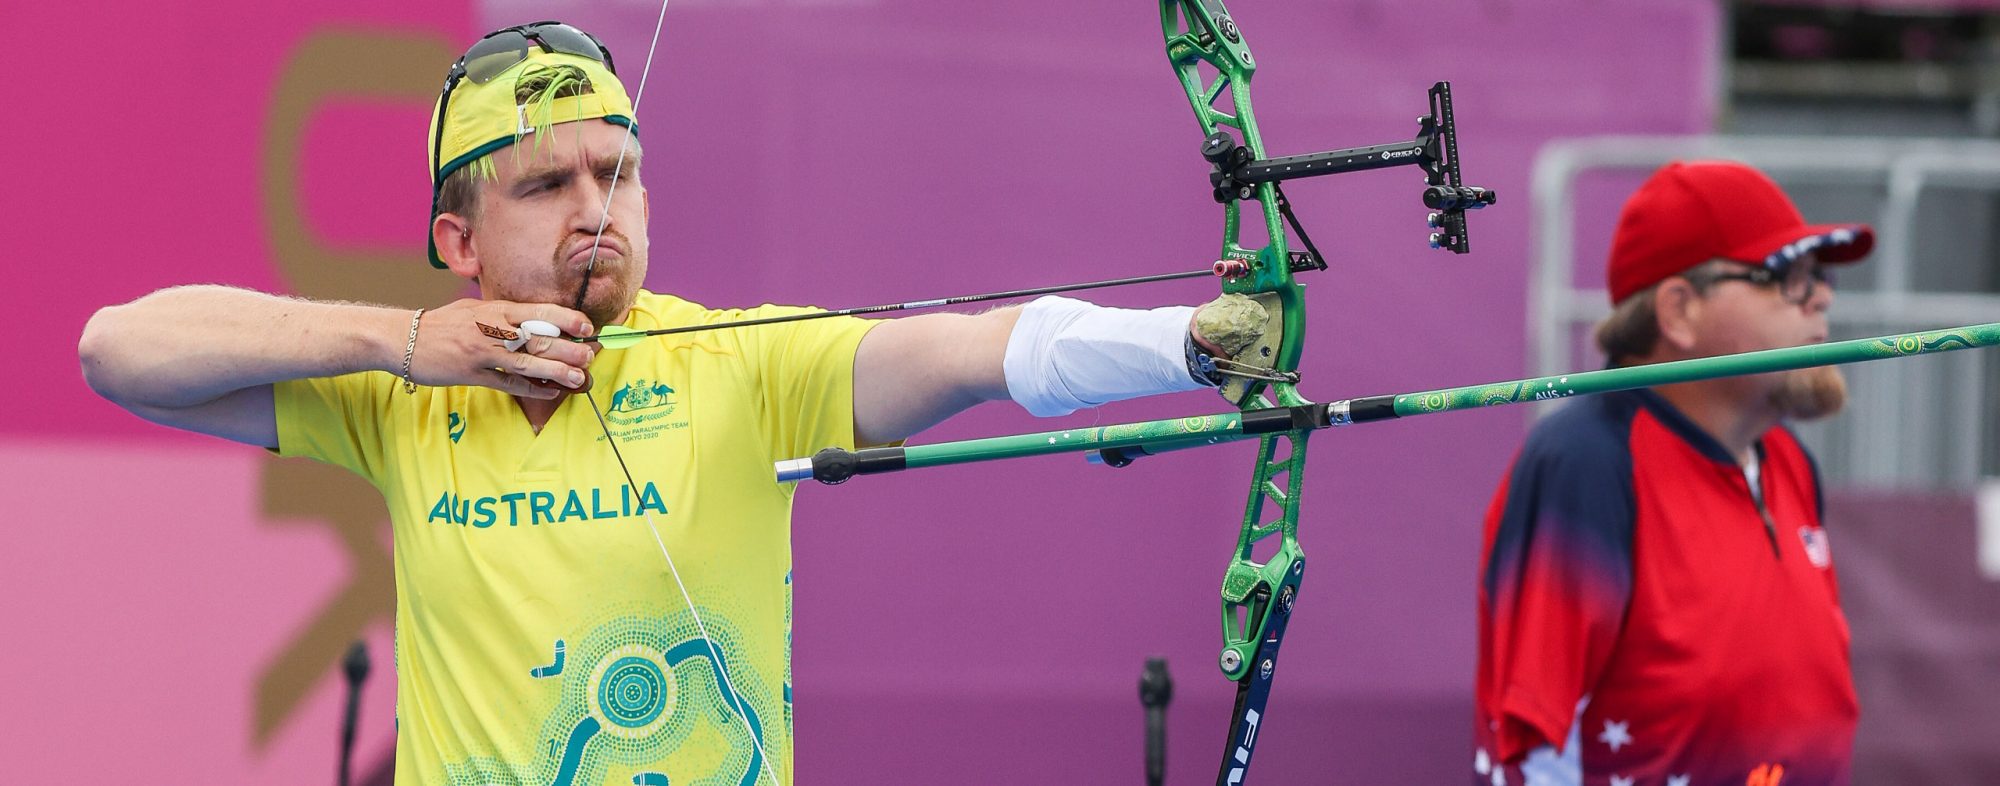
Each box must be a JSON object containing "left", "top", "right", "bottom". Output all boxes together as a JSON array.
[{"left": 79, "top": 285, "right": 595, "bottom": 448}]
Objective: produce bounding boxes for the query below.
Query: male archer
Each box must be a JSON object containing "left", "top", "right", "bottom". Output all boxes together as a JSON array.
[{"left": 80, "top": 21, "right": 1260, "bottom": 785}]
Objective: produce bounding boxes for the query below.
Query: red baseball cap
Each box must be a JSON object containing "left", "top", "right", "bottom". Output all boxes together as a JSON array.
[{"left": 1606, "top": 160, "right": 1873, "bottom": 304}]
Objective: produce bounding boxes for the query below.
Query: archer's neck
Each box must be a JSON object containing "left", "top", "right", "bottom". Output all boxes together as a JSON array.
[{"left": 515, "top": 394, "right": 567, "bottom": 434}]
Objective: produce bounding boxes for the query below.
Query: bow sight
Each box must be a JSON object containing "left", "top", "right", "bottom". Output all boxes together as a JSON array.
[{"left": 1200, "top": 81, "right": 1497, "bottom": 255}]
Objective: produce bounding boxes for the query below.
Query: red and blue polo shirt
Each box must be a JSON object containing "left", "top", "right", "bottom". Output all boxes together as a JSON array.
[{"left": 1474, "top": 389, "right": 1857, "bottom": 786}]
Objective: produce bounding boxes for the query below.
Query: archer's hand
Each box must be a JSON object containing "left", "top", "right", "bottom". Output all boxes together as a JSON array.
[
  {"left": 411, "top": 299, "right": 598, "bottom": 399},
  {"left": 1191, "top": 293, "right": 1269, "bottom": 360}
]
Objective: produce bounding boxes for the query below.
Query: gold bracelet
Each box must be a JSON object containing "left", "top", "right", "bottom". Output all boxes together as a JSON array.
[{"left": 401, "top": 308, "right": 425, "bottom": 394}]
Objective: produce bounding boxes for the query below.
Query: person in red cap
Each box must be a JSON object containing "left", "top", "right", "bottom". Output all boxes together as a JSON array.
[{"left": 1472, "top": 161, "right": 1874, "bottom": 786}]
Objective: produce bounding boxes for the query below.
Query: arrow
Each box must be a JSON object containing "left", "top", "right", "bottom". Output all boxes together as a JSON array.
[{"left": 568, "top": 265, "right": 1265, "bottom": 350}]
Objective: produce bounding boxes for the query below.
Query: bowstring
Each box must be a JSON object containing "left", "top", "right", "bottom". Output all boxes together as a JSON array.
[{"left": 570, "top": 2, "right": 784, "bottom": 782}]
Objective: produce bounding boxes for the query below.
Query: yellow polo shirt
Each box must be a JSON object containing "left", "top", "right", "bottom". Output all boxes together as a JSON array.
[{"left": 275, "top": 290, "right": 873, "bottom": 786}]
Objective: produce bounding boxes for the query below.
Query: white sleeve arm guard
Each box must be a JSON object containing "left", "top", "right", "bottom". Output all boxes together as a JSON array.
[{"left": 1003, "top": 296, "right": 1207, "bottom": 417}]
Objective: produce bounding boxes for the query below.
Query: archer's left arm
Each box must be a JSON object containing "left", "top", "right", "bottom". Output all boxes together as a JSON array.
[
  {"left": 851, "top": 307, "right": 1021, "bottom": 447},
  {"left": 851, "top": 297, "right": 1252, "bottom": 446}
]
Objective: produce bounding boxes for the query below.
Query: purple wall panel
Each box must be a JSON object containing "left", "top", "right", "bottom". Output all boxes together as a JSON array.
[{"left": 1830, "top": 491, "right": 2000, "bottom": 784}]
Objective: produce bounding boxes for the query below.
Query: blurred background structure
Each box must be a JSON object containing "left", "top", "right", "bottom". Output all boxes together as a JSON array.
[{"left": 6, "top": 0, "right": 1996, "bottom": 782}]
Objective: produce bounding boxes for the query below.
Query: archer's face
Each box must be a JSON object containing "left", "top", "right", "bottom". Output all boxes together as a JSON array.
[{"left": 467, "top": 119, "right": 649, "bottom": 327}]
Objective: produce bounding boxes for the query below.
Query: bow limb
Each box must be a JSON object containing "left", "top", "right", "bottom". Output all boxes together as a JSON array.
[{"left": 569, "top": 2, "right": 786, "bottom": 784}]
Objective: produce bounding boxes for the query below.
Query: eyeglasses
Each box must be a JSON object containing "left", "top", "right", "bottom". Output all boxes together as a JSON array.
[
  {"left": 431, "top": 21, "right": 617, "bottom": 190},
  {"left": 1687, "top": 260, "right": 1835, "bottom": 306}
]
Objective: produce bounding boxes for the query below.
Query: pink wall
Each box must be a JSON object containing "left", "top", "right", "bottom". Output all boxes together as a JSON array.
[{"left": 10, "top": 0, "right": 472, "bottom": 780}]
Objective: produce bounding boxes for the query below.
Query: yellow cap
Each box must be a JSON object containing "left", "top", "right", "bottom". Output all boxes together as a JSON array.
[{"left": 427, "top": 49, "right": 637, "bottom": 268}]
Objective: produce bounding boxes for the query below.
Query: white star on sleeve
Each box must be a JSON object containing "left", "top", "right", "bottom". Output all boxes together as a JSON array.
[
  {"left": 1597, "top": 719, "right": 1633, "bottom": 752},
  {"left": 1475, "top": 748, "right": 1492, "bottom": 775},
  {"left": 1667, "top": 775, "right": 1691, "bottom": 786},
  {"left": 1491, "top": 765, "right": 1507, "bottom": 786},
  {"left": 1609, "top": 776, "right": 1634, "bottom": 786}
]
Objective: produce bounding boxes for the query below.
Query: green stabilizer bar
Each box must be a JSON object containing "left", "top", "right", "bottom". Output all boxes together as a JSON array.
[
  {"left": 777, "top": 322, "right": 2000, "bottom": 483},
  {"left": 776, "top": 412, "right": 1277, "bottom": 484},
  {"left": 774, "top": 406, "right": 1335, "bottom": 483},
  {"left": 1352, "top": 320, "right": 2000, "bottom": 423}
]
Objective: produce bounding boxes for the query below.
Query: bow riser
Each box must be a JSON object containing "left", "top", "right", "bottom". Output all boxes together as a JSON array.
[{"left": 1164, "top": 3, "right": 1312, "bottom": 783}]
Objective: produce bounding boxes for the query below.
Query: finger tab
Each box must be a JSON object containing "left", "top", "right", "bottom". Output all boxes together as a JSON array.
[{"left": 508, "top": 320, "right": 563, "bottom": 352}]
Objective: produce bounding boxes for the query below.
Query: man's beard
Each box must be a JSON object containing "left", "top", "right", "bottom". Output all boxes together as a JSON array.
[
  {"left": 560, "top": 229, "right": 641, "bottom": 328},
  {"left": 569, "top": 266, "right": 637, "bottom": 328},
  {"left": 1769, "top": 364, "right": 1847, "bottom": 421}
]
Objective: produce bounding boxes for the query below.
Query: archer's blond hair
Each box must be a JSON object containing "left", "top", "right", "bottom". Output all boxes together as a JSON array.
[{"left": 435, "top": 64, "right": 639, "bottom": 222}]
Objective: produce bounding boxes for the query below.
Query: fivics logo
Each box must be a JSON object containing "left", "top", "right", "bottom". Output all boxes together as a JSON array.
[{"left": 1224, "top": 708, "right": 1261, "bottom": 784}]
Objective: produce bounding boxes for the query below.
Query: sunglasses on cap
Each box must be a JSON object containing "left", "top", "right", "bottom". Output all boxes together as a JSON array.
[{"left": 431, "top": 21, "right": 617, "bottom": 188}]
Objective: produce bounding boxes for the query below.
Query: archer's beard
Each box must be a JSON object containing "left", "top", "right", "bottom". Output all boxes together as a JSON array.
[
  {"left": 571, "top": 270, "right": 638, "bottom": 328},
  {"left": 1769, "top": 364, "right": 1848, "bottom": 422},
  {"left": 557, "top": 249, "right": 644, "bottom": 328}
]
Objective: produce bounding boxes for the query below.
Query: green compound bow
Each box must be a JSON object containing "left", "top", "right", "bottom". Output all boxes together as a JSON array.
[{"left": 780, "top": 2, "right": 1497, "bottom": 782}]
